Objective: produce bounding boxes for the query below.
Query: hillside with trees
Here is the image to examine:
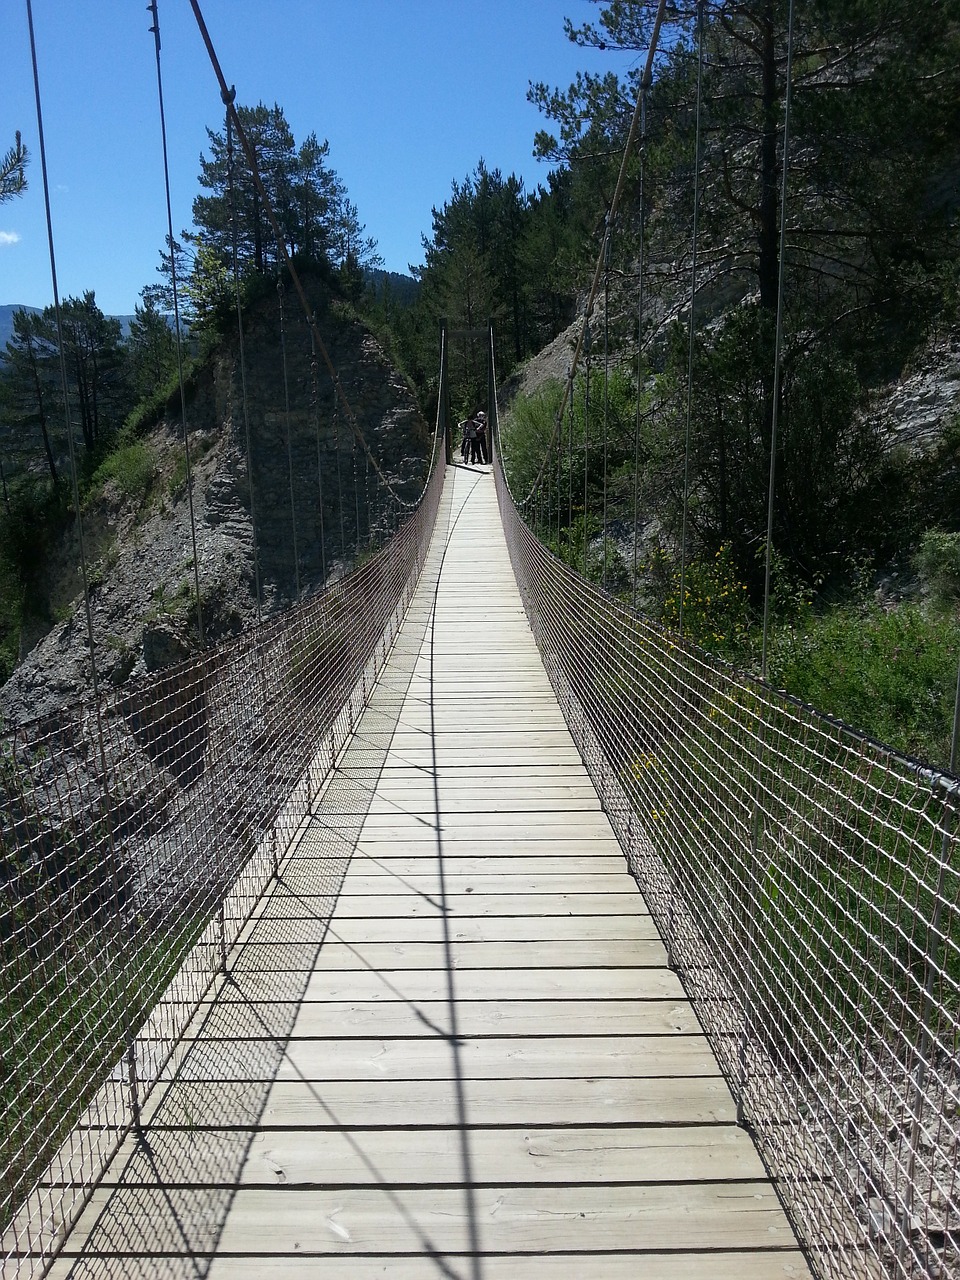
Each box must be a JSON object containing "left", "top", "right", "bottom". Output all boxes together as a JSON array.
[
  {"left": 0, "top": 103, "right": 404, "bottom": 689},
  {"left": 394, "top": 0, "right": 960, "bottom": 769},
  {"left": 3, "top": 4, "right": 960, "bottom": 769}
]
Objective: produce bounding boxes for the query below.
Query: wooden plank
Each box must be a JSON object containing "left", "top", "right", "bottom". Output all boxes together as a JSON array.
[
  {"left": 360, "top": 795, "right": 605, "bottom": 812},
  {"left": 255, "top": 1076, "right": 736, "bottom": 1128},
  {"left": 350, "top": 836, "right": 628, "bottom": 854},
  {"left": 186, "top": 996, "right": 704, "bottom": 1039},
  {"left": 242, "top": 913, "right": 661, "bottom": 944},
  {"left": 333, "top": 855, "right": 632, "bottom": 876},
  {"left": 321, "top": 875, "right": 644, "bottom": 898},
  {"left": 351, "top": 822, "right": 623, "bottom": 841},
  {"left": 194, "top": 1183, "right": 801, "bottom": 1255},
  {"left": 254, "top": 892, "right": 649, "bottom": 920},
  {"left": 93, "top": 1124, "right": 766, "bottom": 1189},
  {"left": 198, "top": 1257, "right": 814, "bottom": 1280},
  {"left": 234, "top": 940, "right": 670, "bottom": 972},
  {"left": 137, "top": 1034, "right": 724, "bottom": 1094},
  {"left": 44, "top": 1251, "right": 815, "bottom": 1280},
  {"left": 219, "top": 965, "right": 684, "bottom": 1004},
  {"left": 346, "top": 837, "right": 630, "bottom": 856}
]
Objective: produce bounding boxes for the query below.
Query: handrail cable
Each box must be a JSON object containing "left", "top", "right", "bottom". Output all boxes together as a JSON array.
[
  {"left": 147, "top": 0, "right": 204, "bottom": 645},
  {"left": 25, "top": 0, "right": 102, "bottom": 718},
  {"left": 511, "top": 0, "right": 668, "bottom": 510},
  {"left": 188, "top": 0, "right": 434, "bottom": 512}
]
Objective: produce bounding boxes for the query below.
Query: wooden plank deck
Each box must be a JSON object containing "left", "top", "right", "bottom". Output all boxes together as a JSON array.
[{"left": 45, "top": 464, "right": 812, "bottom": 1278}]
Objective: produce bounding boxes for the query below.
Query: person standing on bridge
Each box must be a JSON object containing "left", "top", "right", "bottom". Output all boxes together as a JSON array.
[
  {"left": 475, "top": 410, "right": 489, "bottom": 464},
  {"left": 461, "top": 415, "right": 480, "bottom": 464}
]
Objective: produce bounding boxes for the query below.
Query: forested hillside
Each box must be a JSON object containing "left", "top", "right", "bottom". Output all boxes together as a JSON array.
[
  {"left": 417, "top": 0, "right": 960, "bottom": 771},
  {"left": 0, "top": 104, "right": 402, "bottom": 689},
  {"left": 3, "top": 1, "right": 960, "bottom": 769}
]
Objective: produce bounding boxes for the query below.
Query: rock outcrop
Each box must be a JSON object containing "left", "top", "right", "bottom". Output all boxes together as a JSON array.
[{"left": 0, "top": 276, "right": 430, "bottom": 728}]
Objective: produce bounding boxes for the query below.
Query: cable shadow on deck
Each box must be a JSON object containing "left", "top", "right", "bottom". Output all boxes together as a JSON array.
[{"left": 47, "top": 475, "right": 472, "bottom": 1279}]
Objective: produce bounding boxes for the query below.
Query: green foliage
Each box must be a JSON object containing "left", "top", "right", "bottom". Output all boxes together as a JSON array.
[
  {"left": 187, "top": 102, "right": 379, "bottom": 287},
  {"left": 120, "top": 359, "right": 193, "bottom": 440},
  {"left": 767, "top": 603, "right": 960, "bottom": 769},
  {"left": 125, "top": 295, "right": 177, "bottom": 402},
  {"left": 0, "top": 132, "right": 28, "bottom": 202},
  {"left": 500, "top": 377, "right": 565, "bottom": 497},
  {"left": 89, "top": 442, "right": 157, "bottom": 506},
  {"left": 0, "top": 480, "right": 70, "bottom": 676},
  {"left": 394, "top": 162, "right": 580, "bottom": 406},
  {"left": 658, "top": 545, "right": 754, "bottom": 664},
  {"left": 915, "top": 530, "right": 960, "bottom": 611}
]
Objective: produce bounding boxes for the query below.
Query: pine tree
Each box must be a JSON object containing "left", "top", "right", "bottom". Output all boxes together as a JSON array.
[
  {"left": 0, "top": 132, "right": 27, "bottom": 202},
  {"left": 2, "top": 309, "right": 59, "bottom": 486}
]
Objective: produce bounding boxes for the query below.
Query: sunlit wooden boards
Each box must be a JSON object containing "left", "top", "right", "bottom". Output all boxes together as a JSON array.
[{"left": 45, "top": 467, "right": 813, "bottom": 1280}]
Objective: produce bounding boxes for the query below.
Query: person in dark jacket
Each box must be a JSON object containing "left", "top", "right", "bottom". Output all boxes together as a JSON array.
[
  {"left": 475, "top": 410, "right": 489, "bottom": 464},
  {"left": 462, "top": 415, "right": 480, "bottom": 463}
]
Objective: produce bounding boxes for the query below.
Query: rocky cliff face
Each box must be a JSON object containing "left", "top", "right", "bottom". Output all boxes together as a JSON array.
[{"left": 0, "top": 277, "right": 430, "bottom": 728}]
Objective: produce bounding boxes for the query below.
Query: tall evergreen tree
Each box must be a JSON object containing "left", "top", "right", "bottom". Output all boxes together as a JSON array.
[
  {"left": 531, "top": 0, "right": 960, "bottom": 585},
  {"left": 2, "top": 310, "right": 59, "bottom": 486},
  {"left": 126, "top": 294, "right": 177, "bottom": 401}
]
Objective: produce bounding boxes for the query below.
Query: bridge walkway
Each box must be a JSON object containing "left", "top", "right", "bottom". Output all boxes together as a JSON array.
[{"left": 48, "top": 465, "right": 811, "bottom": 1278}]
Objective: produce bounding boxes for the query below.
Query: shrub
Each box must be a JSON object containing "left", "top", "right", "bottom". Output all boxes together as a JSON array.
[
  {"left": 658, "top": 544, "right": 754, "bottom": 665},
  {"left": 915, "top": 528, "right": 960, "bottom": 610},
  {"left": 90, "top": 442, "right": 157, "bottom": 505},
  {"left": 766, "top": 602, "right": 960, "bottom": 769}
]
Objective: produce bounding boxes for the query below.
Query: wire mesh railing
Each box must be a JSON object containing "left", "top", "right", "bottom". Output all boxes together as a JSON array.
[
  {"left": 495, "top": 451, "right": 960, "bottom": 1280},
  {"left": 0, "top": 449, "right": 445, "bottom": 1276}
]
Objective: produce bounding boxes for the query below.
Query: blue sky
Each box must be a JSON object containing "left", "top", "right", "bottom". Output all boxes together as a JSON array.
[{"left": 2, "top": 1, "right": 637, "bottom": 316}]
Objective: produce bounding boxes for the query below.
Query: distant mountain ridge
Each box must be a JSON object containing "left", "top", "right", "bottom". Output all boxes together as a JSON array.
[
  {"left": 0, "top": 303, "right": 137, "bottom": 354},
  {"left": 0, "top": 283, "right": 415, "bottom": 355}
]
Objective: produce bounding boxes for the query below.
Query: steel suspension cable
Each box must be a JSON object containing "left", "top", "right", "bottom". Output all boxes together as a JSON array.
[
  {"left": 25, "top": 0, "right": 102, "bottom": 714},
  {"left": 333, "top": 386, "right": 346, "bottom": 559},
  {"left": 277, "top": 278, "right": 302, "bottom": 601},
  {"left": 567, "top": 367, "right": 574, "bottom": 538},
  {"left": 583, "top": 322, "right": 592, "bottom": 577},
  {"left": 602, "top": 223, "right": 612, "bottom": 591},
  {"left": 632, "top": 77, "right": 650, "bottom": 613},
  {"left": 760, "top": 0, "right": 796, "bottom": 679},
  {"left": 26, "top": 0, "right": 143, "bottom": 1130},
  {"left": 678, "top": 0, "right": 707, "bottom": 638},
  {"left": 351, "top": 433, "right": 361, "bottom": 554},
  {"left": 147, "top": 0, "right": 204, "bottom": 645},
  {"left": 224, "top": 92, "right": 263, "bottom": 626},
  {"left": 309, "top": 327, "right": 328, "bottom": 584},
  {"left": 738, "top": 3, "right": 798, "bottom": 1130},
  {"left": 556, "top": 402, "right": 563, "bottom": 549},
  {"left": 511, "top": 0, "right": 669, "bottom": 511}
]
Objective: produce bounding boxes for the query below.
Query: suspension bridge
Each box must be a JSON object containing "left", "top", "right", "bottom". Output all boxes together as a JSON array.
[{"left": 3, "top": 2, "right": 959, "bottom": 1278}]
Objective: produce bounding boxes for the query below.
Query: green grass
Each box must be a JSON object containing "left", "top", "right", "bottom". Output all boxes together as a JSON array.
[
  {"left": 0, "top": 913, "right": 205, "bottom": 1230},
  {"left": 89, "top": 441, "right": 157, "bottom": 505},
  {"left": 766, "top": 602, "right": 960, "bottom": 770}
]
